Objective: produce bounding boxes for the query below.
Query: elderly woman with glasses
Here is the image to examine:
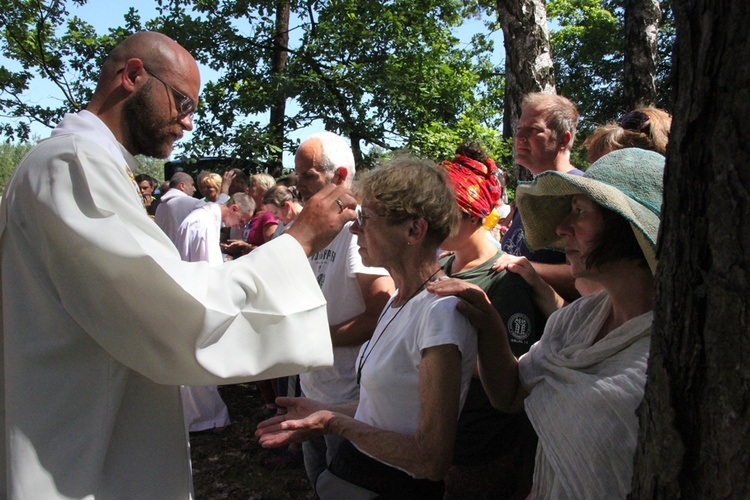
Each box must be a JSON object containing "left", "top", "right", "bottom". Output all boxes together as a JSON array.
[
  {"left": 430, "top": 148, "right": 665, "bottom": 499},
  {"left": 256, "top": 156, "right": 478, "bottom": 499}
]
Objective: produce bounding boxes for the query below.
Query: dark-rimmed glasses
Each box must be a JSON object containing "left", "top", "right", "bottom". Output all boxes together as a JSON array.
[{"left": 143, "top": 67, "right": 197, "bottom": 116}]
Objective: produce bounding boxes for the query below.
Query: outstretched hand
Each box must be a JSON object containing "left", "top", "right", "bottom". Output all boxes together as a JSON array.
[
  {"left": 286, "top": 184, "right": 357, "bottom": 256},
  {"left": 221, "top": 239, "right": 255, "bottom": 254},
  {"left": 255, "top": 397, "right": 332, "bottom": 448}
]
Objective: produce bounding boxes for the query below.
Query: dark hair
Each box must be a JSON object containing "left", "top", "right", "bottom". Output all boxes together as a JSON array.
[
  {"left": 134, "top": 173, "right": 158, "bottom": 190},
  {"left": 276, "top": 173, "right": 298, "bottom": 187},
  {"left": 262, "top": 184, "right": 300, "bottom": 207},
  {"left": 585, "top": 206, "right": 646, "bottom": 270},
  {"left": 455, "top": 140, "right": 489, "bottom": 164}
]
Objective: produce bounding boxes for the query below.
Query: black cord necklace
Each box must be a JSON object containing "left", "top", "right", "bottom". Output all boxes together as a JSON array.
[{"left": 356, "top": 267, "right": 442, "bottom": 385}]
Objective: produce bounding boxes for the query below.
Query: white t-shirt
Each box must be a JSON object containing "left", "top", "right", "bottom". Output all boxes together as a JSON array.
[
  {"left": 300, "top": 222, "right": 391, "bottom": 404},
  {"left": 175, "top": 204, "right": 224, "bottom": 266},
  {"left": 355, "top": 290, "right": 477, "bottom": 437}
]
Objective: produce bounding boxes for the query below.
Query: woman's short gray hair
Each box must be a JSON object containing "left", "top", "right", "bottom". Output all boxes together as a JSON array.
[{"left": 354, "top": 156, "right": 460, "bottom": 246}]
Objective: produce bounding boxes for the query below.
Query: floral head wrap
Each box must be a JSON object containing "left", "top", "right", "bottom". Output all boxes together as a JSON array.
[{"left": 441, "top": 154, "right": 503, "bottom": 219}]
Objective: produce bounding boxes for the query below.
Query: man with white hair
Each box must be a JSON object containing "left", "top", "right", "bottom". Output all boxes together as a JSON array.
[{"left": 294, "top": 131, "right": 395, "bottom": 488}]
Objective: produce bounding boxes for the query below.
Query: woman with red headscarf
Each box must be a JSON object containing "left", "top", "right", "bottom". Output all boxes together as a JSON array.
[{"left": 439, "top": 142, "right": 544, "bottom": 499}]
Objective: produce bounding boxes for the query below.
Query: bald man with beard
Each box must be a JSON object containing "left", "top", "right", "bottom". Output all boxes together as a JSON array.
[{"left": 0, "top": 31, "right": 357, "bottom": 498}]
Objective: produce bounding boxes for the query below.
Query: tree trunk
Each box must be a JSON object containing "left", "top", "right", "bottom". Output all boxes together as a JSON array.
[
  {"left": 630, "top": 1, "right": 750, "bottom": 498},
  {"left": 623, "top": 0, "right": 661, "bottom": 109},
  {"left": 496, "top": 0, "right": 555, "bottom": 181},
  {"left": 268, "top": 0, "right": 290, "bottom": 177}
]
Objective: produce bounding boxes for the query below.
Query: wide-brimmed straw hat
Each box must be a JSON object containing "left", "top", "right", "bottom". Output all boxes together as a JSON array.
[{"left": 515, "top": 148, "right": 665, "bottom": 274}]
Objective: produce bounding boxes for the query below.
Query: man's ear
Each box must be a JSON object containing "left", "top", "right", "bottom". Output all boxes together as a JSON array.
[
  {"left": 120, "top": 58, "right": 145, "bottom": 93},
  {"left": 332, "top": 166, "right": 349, "bottom": 186},
  {"left": 558, "top": 131, "right": 572, "bottom": 150}
]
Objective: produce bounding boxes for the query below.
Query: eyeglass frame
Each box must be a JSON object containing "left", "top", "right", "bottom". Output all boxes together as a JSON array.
[
  {"left": 356, "top": 206, "right": 370, "bottom": 227},
  {"left": 143, "top": 66, "right": 197, "bottom": 117}
]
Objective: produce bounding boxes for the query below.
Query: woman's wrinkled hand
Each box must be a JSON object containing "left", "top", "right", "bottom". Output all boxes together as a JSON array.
[
  {"left": 255, "top": 397, "right": 332, "bottom": 448},
  {"left": 426, "top": 278, "right": 504, "bottom": 336}
]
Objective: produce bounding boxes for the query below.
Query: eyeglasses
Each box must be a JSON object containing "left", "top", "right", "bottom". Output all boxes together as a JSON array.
[
  {"left": 617, "top": 111, "right": 650, "bottom": 133},
  {"left": 356, "top": 206, "right": 371, "bottom": 227},
  {"left": 143, "top": 67, "right": 197, "bottom": 116}
]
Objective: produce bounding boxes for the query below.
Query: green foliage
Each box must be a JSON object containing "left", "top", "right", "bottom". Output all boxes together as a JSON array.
[
  {"left": 547, "top": 0, "right": 674, "bottom": 131},
  {"left": 0, "top": 0, "right": 674, "bottom": 175},
  {"left": 654, "top": 0, "right": 674, "bottom": 111},
  {"left": 0, "top": 139, "right": 33, "bottom": 193},
  {"left": 409, "top": 115, "right": 511, "bottom": 163},
  {"left": 148, "top": 0, "right": 504, "bottom": 167},
  {"left": 546, "top": 0, "right": 675, "bottom": 167},
  {"left": 134, "top": 155, "right": 167, "bottom": 182},
  {"left": 547, "top": 0, "right": 625, "bottom": 130},
  {"left": 0, "top": 1, "right": 140, "bottom": 141}
]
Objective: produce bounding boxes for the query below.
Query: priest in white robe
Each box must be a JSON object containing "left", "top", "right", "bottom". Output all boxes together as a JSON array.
[{"left": 0, "top": 31, "right": 356, "bottom": 499}]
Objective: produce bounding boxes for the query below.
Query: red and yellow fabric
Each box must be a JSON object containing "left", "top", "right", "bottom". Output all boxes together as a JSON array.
[{"left": 441, "top": 154, "right": 503, "bottom": 219}]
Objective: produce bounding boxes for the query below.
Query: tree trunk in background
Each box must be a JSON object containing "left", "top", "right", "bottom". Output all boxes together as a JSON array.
[
  {"left": 268, "top": 0, "right": 290, "bottom": 177},
  {"left": 623, "top": 0, "right": 661, "bottom": 110},
  {"left": 630, "top": 1, "right": 750, "bottom": 498},
  {"left": 496, "top": 0, "right": 555, "bottom": 181}
]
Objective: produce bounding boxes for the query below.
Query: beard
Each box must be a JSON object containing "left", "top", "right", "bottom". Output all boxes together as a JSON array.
[{"left": 123, "top": 81, "right": 179, "bottom": 159}]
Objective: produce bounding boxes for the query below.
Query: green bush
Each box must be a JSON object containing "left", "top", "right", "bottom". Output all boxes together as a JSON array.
[{"left": 0, "top": 140, "right": 34, "bottom": 194}]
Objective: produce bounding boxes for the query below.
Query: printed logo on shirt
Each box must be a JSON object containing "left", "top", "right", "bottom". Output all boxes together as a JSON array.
[
  {"left": 507, "top": 313, "right": 530, "bottom": 342},
  {"left": 502, "top": 227, "right": 525, "bottom": 257},
  {"left": 310, "top": 248, "right": 337, "bottom": 262}
]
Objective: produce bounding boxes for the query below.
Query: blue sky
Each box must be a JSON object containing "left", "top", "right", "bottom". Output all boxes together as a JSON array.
[{"left": 2, "top": 0, "right": 503, "bottom": 169}]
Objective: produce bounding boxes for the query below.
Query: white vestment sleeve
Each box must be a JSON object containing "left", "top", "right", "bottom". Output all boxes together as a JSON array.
[
  {"left": 0, "top": 114, "right": 335, "bottom": 499},
  {"left": 0, "top": 134, "right": 333, "bottom": 385}
]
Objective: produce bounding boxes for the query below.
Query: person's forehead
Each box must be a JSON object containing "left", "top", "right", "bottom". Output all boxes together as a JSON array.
[
  {"left": 294, "top": 140, "right": 325, "bottom": 174},
  {"left": 519, "top": 106, "right": 550, "bottom": 127}
]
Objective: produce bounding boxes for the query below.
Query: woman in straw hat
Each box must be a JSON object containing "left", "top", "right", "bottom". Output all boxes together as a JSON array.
[{"left": 429, "top": 148, "right": 665, "bottom": 499}]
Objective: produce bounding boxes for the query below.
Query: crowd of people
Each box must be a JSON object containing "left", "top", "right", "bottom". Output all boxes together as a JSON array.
[{"left": 0, "top": 30, "right": 672, "bottom": 499}]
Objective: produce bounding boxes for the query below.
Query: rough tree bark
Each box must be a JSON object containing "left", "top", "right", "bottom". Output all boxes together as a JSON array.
[
  {"left": 496, "top": 0, "right": 555, "bottom": 180},
  {"left": 268, "top": 0, "right": 290, "bottom": 177},
  {"left": 623, "top": 0, "right": 661, "bottom": 109},
  {"left": 630, "top": 1, "right": 750, "bottom": 498}
]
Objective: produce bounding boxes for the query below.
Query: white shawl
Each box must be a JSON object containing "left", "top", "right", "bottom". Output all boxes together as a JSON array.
[{"left": 519, "top": 292, "right": 652, "bottom": 499}]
